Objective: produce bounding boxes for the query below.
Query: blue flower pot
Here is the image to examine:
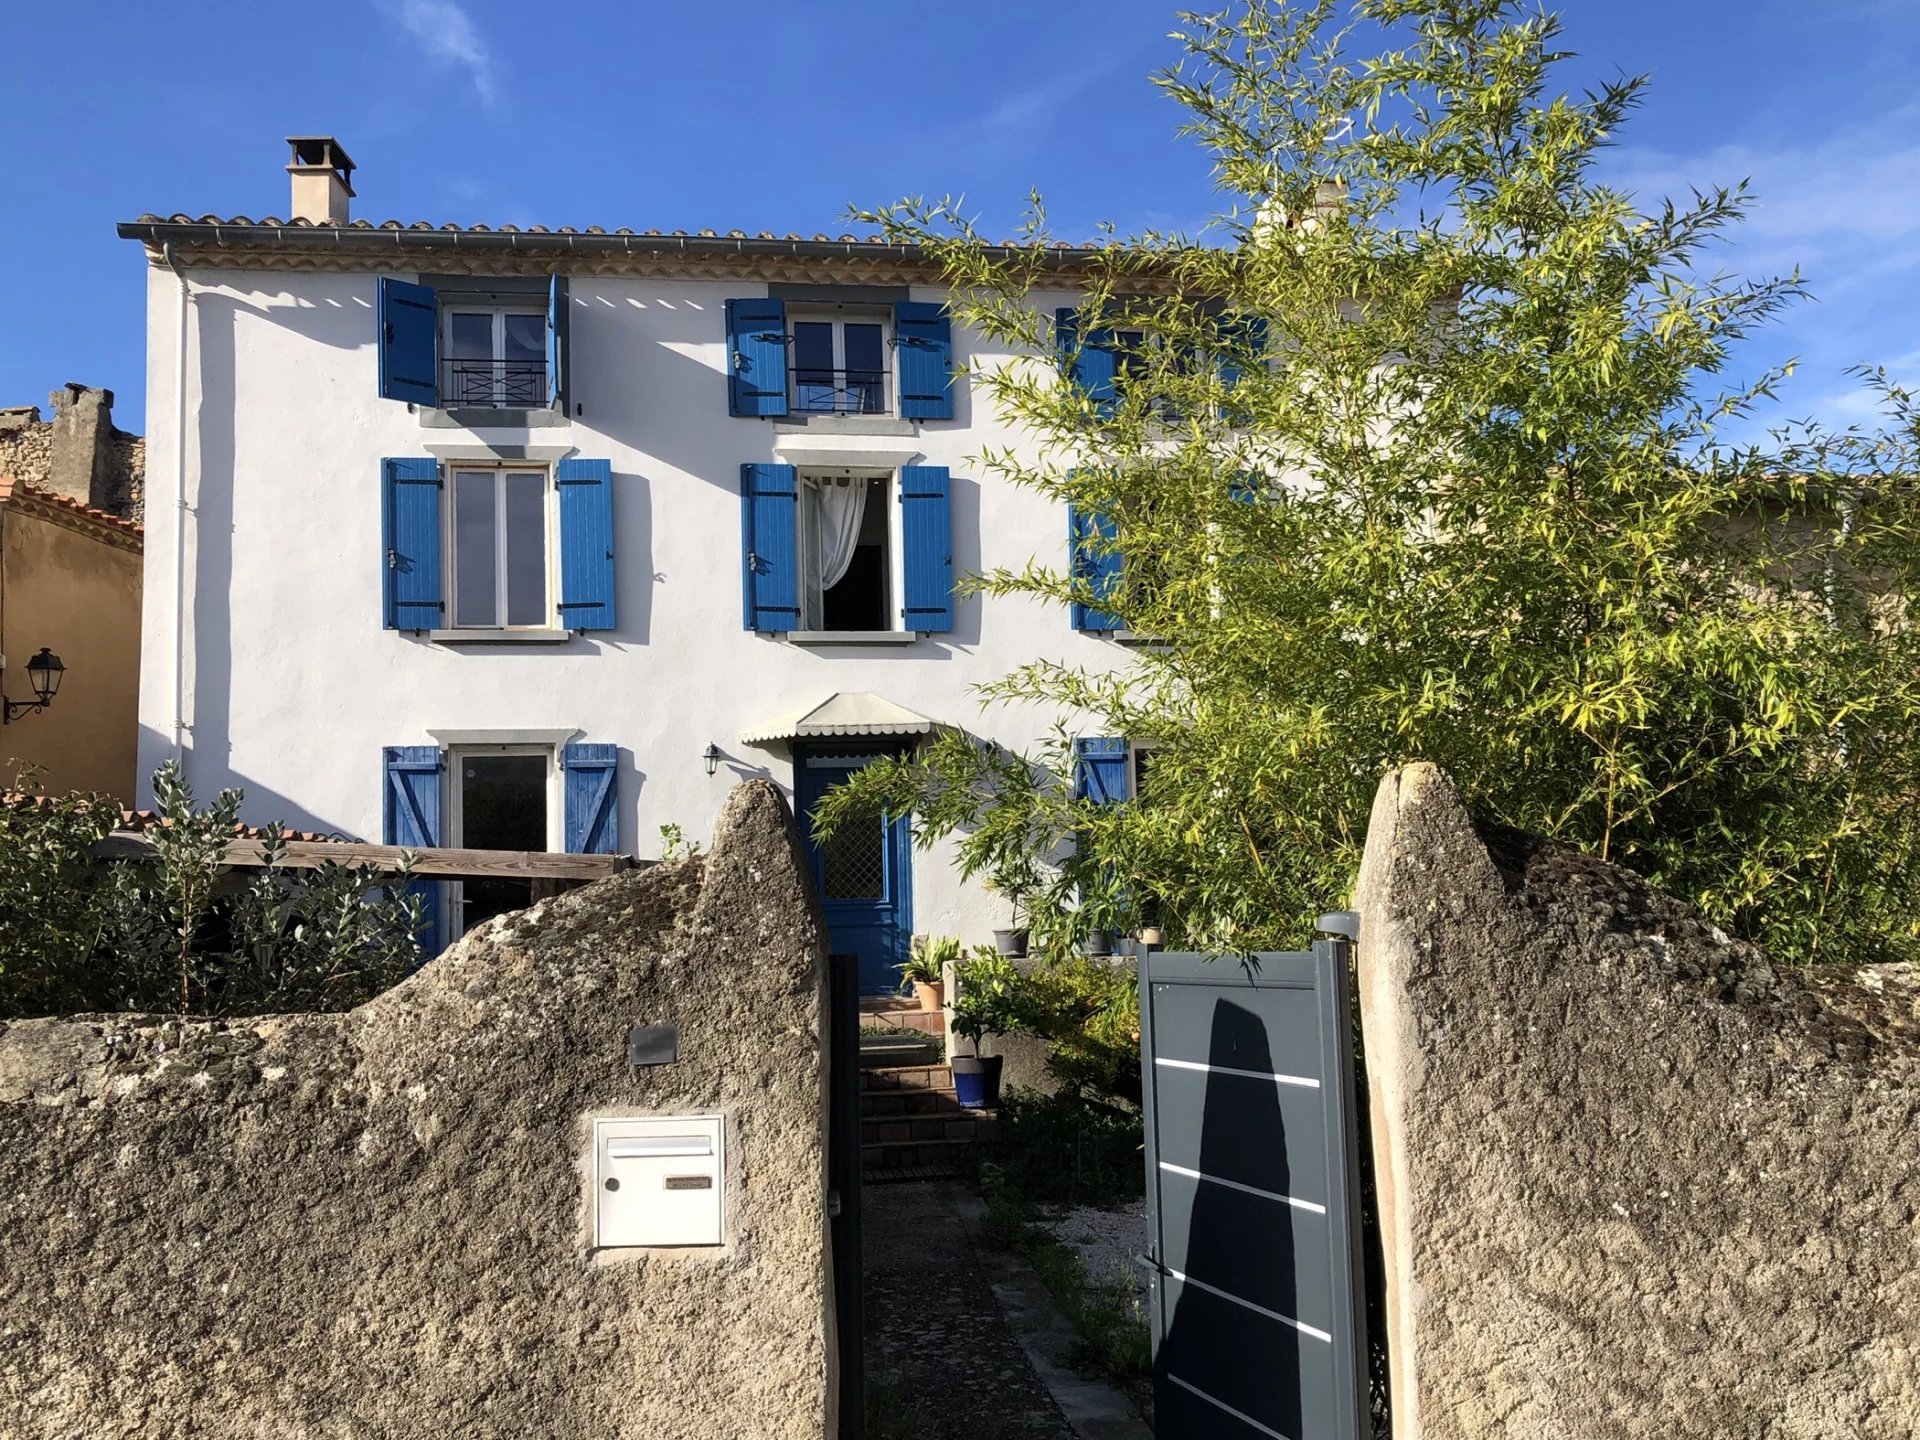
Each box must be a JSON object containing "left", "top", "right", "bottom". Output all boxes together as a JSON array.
[{"left": 950, "top": 1053, "right": 1003, "bottom": 1110}]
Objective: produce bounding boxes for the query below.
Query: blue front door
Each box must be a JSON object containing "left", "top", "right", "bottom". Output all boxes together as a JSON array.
[{"left": 795, "top": 744, "right": 913, "bottom": 995}]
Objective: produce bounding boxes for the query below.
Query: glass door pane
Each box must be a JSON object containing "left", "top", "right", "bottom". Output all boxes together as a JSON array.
[
  {"left": 457, "top": 752, "right": 548, "bottom": 931},
  {"left": 453, "top": 471, "right": 498, "bottom": 626},
  {"left": 502, "top": 473, "right": 548, "bottom": 626}
]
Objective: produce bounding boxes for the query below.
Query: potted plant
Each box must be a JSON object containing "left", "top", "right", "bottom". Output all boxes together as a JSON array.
[
  {"left": 898, "top": 935, "right": 959, "bottom": 1012},
  {"left": 984, "top": 843, "right": 1040, "bottom": 957},
  {"left": 949, "top": 950, "right": 1023, "bottom": 1110}
]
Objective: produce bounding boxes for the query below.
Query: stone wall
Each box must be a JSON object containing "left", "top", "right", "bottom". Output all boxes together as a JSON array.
[
  {"left": 0, "top": 781, "right": 834, "bottom": 1439},
  {"left": 1354, "top": 763, "right": 1920, "bottom": 1439},
  {"left": 0, "top": 384, "right": 144, "bottom": 521}
]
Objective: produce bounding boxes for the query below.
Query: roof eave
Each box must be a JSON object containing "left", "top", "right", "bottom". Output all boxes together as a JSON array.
[{"left": 113, "top": 220, "right": 1114, "bottom": 271}]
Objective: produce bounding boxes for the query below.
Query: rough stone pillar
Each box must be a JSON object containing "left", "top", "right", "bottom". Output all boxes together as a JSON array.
[
  {"left": 45, "top": 383, "right": 122, "bottom": 513},
  {"left": 1354, "top": 762, "right": 1920, "bottom": 1439}
]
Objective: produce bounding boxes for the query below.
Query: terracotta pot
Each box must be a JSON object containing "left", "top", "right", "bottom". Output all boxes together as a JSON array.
[{"left": 912, "top": 979, "right": 945, "bottom": 1012}]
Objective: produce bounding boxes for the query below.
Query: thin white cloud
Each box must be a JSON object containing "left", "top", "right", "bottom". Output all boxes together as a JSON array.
[
  {"left": 974, "top": 44, "right": 1148, "bottom": 141},
  {"left": 392, "top": 0, "right": 496, "bottom": 105},
  {"left": 1599, "top": 112, "right": 1920, "bottom": 430},
  {"left": 1602, "top": 112, "right": 1920, "bottom": 286}
]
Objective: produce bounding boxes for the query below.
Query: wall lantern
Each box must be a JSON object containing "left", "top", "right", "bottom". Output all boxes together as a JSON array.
[
  {"left": 2, "top": 648, "right": 65, "bottom": 724},
  {"left": 703, "top": 742, "right": 723, "bottom": 777}
]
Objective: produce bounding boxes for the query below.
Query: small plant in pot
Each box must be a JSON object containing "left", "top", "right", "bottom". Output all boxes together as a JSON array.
[
  {"left": 984, "top": 844, "right": 1041, "bottom": 957},
  {"left": 898, "top": 934, "right": 960, "bottom": 1012},
  {"left": 949, "top": 950, "right": 1023, "bottom": 1110}
]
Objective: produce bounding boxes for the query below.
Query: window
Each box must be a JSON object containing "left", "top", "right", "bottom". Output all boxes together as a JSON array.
[
  {"left": 444, "top": 307, "right": 547, "bottom": 408},
  {"left": 448, "top": 745, "right": 554, "bottom": 936},
  {"left": 376, "top": 276, "right": 566, "bottom": 412},
  {"left": 799, "top": 471, "right": 892, "bottom": 631},
  {"left": 791, "top": 312, "right": 890, "bottom": 415},
  {"left": 450, "top": 467, "right": 551, "bottom": 629}
]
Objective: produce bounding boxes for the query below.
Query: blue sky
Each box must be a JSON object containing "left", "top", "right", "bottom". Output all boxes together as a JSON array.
[{"left": 2, "top": 0, "right": 1917, "bottom": 436}]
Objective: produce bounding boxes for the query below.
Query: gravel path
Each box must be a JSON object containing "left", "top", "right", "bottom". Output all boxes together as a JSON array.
[
  {"left": 863, "top": 1181, "right": 1076, "bottom": 1440},
  {"left": 1051, "top": 1199, "right": 1151, "bottom": 1306}
]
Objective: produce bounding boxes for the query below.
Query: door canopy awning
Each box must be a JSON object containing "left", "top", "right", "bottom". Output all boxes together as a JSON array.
[{"left": 741, "top": 692, "right": 938, "bottom": 746}]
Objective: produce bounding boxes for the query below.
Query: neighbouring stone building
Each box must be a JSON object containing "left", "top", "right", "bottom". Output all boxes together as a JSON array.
[
  {"left": 0, "top": 780, "right": 836, "bottom": 1439},
  {"left": 0, "top": 385, "right": 144, "bottom": 798},
  {"left": 1355, "top": 763, "right": 1920, "bottom": 1439},
  {"left": 0, "top": 383, "right": 145, "bottom": 523}
]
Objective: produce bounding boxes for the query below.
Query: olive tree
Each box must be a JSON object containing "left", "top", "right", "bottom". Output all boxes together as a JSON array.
[{"left": 818, "top": 0, "right": 1920, "bottom": 965}]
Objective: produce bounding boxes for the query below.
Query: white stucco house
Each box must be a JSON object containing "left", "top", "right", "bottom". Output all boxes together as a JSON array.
[{"left": 119, "top": 136, "right": 1151, "bottom": 991}]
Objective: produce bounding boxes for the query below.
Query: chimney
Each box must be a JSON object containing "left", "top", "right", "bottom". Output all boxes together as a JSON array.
[
  {"left": 286, "top": 135, "right": 355, "bottom": 225},
  {"left": 1252, "top": 177, "right": 1349, "bottom": 244},
  {"left": 46, "top": 384, "right": 123, "bottom": 513}
]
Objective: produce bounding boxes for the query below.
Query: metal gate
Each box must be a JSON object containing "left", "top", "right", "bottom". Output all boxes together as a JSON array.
[
  {"left": 1138, "top": 915, "right": 1366, "bottom": 1439},
  {"left": 828, "top": 953, "right": 865, "bottom": 1439}
]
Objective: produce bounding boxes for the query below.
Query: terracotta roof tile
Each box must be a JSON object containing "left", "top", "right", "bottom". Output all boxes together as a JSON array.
[
  {"left": 125, "top": 214, "right": 1117, "bottom": 251},
  {"left": 1, "top": 792, "right": 342, "bottom": 845},
  {"left": 0, "top": 476, "right": 143, "bottom": 540}
]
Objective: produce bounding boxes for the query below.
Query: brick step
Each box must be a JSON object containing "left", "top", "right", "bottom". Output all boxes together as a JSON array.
[
  {"left": 860, "top": 1137, "right": 978, "bottom": 1179},
  {"left": 860, "top": 1110, "right": 997, "bottom": 1146},
  {"left": 860, "top": 1086, "right": 967, "bottom": 1120},
  {"left": 860, "top": 1064, "right": 952, "bottom": 1092},
  {"left": 860, "top": 1007, "right": 944, "bottom": 1036}
]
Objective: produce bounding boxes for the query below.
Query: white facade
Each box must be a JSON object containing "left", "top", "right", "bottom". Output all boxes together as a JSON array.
[{"left": 129, "top": 222, "right": 1124, "bottom": 965}]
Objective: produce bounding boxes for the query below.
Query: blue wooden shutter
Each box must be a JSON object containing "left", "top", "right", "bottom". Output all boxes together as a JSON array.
[
  {"left": 383, "top": 745, "right": 444, "bottom": 955},
  {"left": 726, "top": 298, "right": 789, "bottom": 417},
  {"left": 546, "top": 274, "right": 568, "bottom": 410},
  {"left": 381, "top": 457, "right": 443, "bottom": 631},
  {"left": 377, "top": 277, "right": 438, "bottom": 406},
  {"left": 898, "top": 465, "right": 954, "bottom": 632},
  {"left": 1074, "top": 738, "right": 1130, "bottom": 804},
  {"left": 556, "top": 457, "right": 616, "bottom": 631},
  {"left": 562, "top": 743, "right": 620, "bottom": 854},
  {"left": 894, "top": 301, "right": 955, "bottom": 419},
  {"left": 740, "top": 463, "right": 800, "bottom": 631},
  {"left": 1217, "top": 312, "right": 1268, "bottom": 421},
  {"left": 1056, "top": 306, "right": 1118, "bottom": 415},
  {"left": 1068, "top": 499, "right": 1123, "bottom": 633}
]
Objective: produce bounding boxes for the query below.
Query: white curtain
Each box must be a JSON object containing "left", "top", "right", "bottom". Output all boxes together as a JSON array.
[{"left": 813, "top": 477, "right": 868, "bottom": 591}]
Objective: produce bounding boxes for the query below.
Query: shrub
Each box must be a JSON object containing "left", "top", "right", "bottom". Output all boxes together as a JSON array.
[{"left": 0, "top": 762, "right": 423, "bottom": 1019}]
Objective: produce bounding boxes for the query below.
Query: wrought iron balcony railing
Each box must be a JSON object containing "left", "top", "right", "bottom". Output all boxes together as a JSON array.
[
  {"left": 443, "top": 357, "right": 549, "bottom": 409},
  {"left": 792, "top": 366, "right": 890, "bottom": 416}
]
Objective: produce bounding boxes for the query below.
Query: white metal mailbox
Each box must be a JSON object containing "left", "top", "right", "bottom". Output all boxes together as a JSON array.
[{"left": 593, "top": 1115, "right": 725, "bottom": 1248}]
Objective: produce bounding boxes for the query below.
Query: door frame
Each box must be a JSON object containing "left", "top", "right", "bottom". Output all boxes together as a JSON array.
[{"left": 792, "top": 739, "right": 915, "bottom": 995}]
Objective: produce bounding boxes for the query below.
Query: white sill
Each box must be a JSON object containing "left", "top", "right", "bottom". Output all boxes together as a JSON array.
[
  {"left": 428, "top": 629, "right": 573, "bottom": 645},
  {"left": 783, "top": 630, "right": 921, "bottom": 646}
]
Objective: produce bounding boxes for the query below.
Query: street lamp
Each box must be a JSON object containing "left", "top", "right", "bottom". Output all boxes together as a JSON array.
[
  {"left": 3, "top": 648, "right": 65, "bottom": 724},
  {"left": 703, "top": 742, "right": 723, "bottom": 777}
]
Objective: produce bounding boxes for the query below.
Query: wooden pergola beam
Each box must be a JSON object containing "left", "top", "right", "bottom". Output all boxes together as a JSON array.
[{"left": 95, "top": 834, "right": 636, "bottom": 883}]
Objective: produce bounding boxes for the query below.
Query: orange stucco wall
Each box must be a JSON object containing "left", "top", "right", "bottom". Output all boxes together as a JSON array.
[{"left": 0, "top": 507, "right": 142, "bottom": 798}]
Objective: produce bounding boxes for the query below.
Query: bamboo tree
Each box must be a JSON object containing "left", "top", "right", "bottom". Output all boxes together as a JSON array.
[{"left": 819, "top": 0, "right": 1920, "bottom": 964}]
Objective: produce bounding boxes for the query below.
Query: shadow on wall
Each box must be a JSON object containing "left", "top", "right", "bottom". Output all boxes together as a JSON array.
[{"left": 1158, "top": 997, "right": 1303, "bottom": 1439}]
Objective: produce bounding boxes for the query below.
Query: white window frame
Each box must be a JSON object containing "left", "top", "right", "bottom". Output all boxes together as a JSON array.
[
  {"left": 442, "top": 304, "right": 547, "bottom": 408},
  {"left": 1128, "top": 738, "right": 1159, "bottom": 801},
  {"left": 788, "top": 309, "right": 894, "bottom": 416},
  {"left": 446, "top": 464, "right": 556, "bottom": 632},
  {"left": 793, "top": 468, "right": 901, "bottom": 636},
  {"left": 444, "top": 742, "right": 562, "bottom": 940}
]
